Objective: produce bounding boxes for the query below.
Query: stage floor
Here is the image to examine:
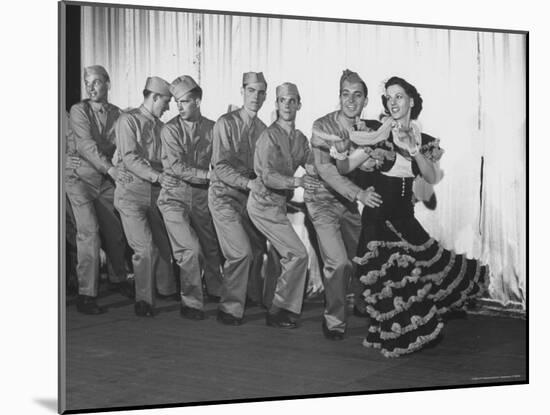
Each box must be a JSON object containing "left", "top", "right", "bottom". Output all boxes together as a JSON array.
[{"left": 62, "top": 290, "right": 526, "bottom": 412}]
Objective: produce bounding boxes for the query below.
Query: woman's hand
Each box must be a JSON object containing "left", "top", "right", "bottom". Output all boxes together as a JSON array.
[
  {"left": 356, "top": 186, "right": 383, "bottom": 208},
  {"left": 359, "top": 158, "right": 378, "bottom": 171}
]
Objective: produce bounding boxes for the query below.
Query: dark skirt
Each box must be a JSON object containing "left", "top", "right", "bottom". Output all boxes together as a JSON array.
[{"left": 355, "top": 174, "right": 489, "bottom": 358}]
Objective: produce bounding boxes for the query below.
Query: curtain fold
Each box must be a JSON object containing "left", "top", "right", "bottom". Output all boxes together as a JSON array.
[{"left": 80, "top": 6, "right": 526, "bottom": 307}]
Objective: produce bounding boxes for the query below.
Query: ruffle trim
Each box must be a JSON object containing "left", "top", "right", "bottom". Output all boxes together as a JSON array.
[
  {"left": 361, "top": 250, "right": 459, "bottom": 306},
  {"left": 365, "top": 283, "right": 433, "bottom": 321},
  {"left": 359, "top": 252, "right": 416, "bottom": 286},
  {"left": 352, "top": 220, "right": 436, "bottom": 266},
  {"left": 386, "top": 220, "right": 436, "bottom": 249},
  {"left": 353, "top": 237, "right": 436, "bottom": 266},
  {"left": 435, "top": 263, "right": 488, "bottom": 314},
  {"left": 380, "top": 305, "right": 439, "bottom": 340},
  {"left": 362, "top": 269, "right": 424, "bottom": 303},
  {"left": 363, "top": 321, "right": 445, "bottom": 358},
  {"left": 421, "top": 251, "right": 457, "bottom": 285},
  {"left": 415, "top": 245, "right": 445, "bottom": 268},
  {"left": 428, "top": 256, "right": 468, "bottom": 302}
]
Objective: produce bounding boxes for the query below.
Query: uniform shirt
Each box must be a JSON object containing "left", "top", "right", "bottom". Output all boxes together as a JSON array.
[
  {"left": 115, "top": 105, "right": 164, "bottom": 183},
  {"left": 68, "top": 100, "right": 121, "bottom": 178},
  {"left": 308, "top": 111, "right": 380, "bottom": 204},
  {"left": 160, "top": 114, "right": 214, "bottom": 185},
  {"left": 253, "top": 120, "right": 311, "bottom": 204},
  {"left": 210, "top": 108, "right": 267, "bottom": 190}
]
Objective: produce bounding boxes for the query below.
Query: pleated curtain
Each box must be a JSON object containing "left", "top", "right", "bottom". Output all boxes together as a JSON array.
[{"left": 80, "top": 6, "right": 526, "bottom": 307}]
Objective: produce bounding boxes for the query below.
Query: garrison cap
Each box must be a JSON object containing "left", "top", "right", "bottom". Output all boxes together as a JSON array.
[
  {"left": 170, "top": 75, "right": 199, "bottom": 100},
  {"left": 83, "top": 65, "right": 110, "bottom": 82},
  {"left": 242, "top": 72, "right": 267, "bottom": 89},
  {"left": 144, "top": 76, "right": 171, "bottom": 96},
  {"left": 276, "top": 82, "right": 300, "bottom": 100},
  {"left": 340, "top": 69, "right": 364, "bottom": 88}
]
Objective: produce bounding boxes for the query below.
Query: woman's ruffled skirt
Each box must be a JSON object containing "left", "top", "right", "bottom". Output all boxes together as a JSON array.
[{"left": 354, "top": 219, "right": 489, "bottom": 358}]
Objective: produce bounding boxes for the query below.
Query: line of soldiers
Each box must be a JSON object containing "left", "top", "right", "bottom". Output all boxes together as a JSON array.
[{"left": 65, "top": 65, "right": 396, "bottom": 340}]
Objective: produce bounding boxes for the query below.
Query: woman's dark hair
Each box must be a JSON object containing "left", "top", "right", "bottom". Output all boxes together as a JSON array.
[{"left": 381, "top": 76, "right": 423, "bottom": 120}]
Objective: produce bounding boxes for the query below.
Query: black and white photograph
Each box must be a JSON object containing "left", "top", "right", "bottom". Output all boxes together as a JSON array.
[
  {"left": 5, "top": 0, "right": 544, "bottom": 414},
  {"left": 57, "top": 0, "right": 529, "bottom": 413}
]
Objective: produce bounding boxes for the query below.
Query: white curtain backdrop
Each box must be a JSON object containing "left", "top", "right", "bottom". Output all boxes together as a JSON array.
[{"left": 80, "top": 6, "right": 526, "bottom": 307}]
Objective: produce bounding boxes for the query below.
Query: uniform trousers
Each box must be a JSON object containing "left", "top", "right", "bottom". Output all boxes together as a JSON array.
[
  {"left": 158, "top": 185, "right": 223, "bottom": 310},
  {"left": 66, "top": 176, "right": 127, "bottom": 297},
  {"left": 114, "top": 184, "right": 176, "bottom": 305},
  {"left": 247, "top": 193, "right": 308, "bottom": 315},
  {"left": 305, "top": 198, "right": 362, "bottom": 332},
  {"left": 208, "top": 184, "right": 265, "bottom": 318}
]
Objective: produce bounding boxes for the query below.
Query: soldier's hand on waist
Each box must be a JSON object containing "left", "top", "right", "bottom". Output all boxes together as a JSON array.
[
  {"left": 158, "top": 172, "right": 179, "bottom": 189},
  {"left": 303, "top": 175, "right": 323, "bottom": 191},
  {"left": 66, "top": 154, "right": 81, "bottom": 170},
  {"left": 357, "top": 186, "right": 383, "bottom": 208},
  {"left": 246, "top": 177, "right": 266, "bottom": 195},
  {"left": 108, "top": 166, "right": 133, "bottom": 184}
]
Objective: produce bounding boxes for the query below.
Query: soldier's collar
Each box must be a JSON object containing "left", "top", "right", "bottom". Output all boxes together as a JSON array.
[
  {"left": 240, "top": 107, "right": 258, "bottom": 125},
  {"left": 89, "top": 101, "right": 109, "bottom": 113},
  {"left": 275, "top": 119, "right": 295, "bottom": 135},
  {"left": 139, "top": 104, "right": 158, "bottom": 122}
]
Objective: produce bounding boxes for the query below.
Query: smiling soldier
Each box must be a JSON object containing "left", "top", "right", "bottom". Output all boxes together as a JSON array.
[
  {"left": 305, "top": 69, "right": 382, "bottom": 340},
  {"left": 66, "top": 65, "right": 134, "bottom": 315}
]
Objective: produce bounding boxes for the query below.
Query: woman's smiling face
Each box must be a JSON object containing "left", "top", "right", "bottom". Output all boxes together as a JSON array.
[{"left": 385, "top": 84, "right": 413, "bottom": 121}]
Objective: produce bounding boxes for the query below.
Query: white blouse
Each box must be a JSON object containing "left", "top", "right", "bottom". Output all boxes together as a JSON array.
[{"left": 382, "top": 152, "right": 415, "bottom": 178}]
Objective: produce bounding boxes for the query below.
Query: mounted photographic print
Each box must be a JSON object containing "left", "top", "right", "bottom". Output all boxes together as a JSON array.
[{"left": 58, "top": 0, "right": 527, "bottom": 413}]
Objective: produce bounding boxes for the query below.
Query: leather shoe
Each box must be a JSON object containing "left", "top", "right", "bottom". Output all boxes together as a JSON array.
[
  {"left": 134, "top": 301, "right": 155, "bottom": 317},
  {"left": 76, "top": 295, "right": 105, "bottom": 315},
  {"left": 266, "top": 310, "right": 297, "bottom": 329},
  {"left": 216, "top": 310, "right": 243, "bottom": 326},
  {"left": 322, "top": 320, "right": 344, "bottom": 340},
  {"left": 180, "top": 305, "right": 205, "bottom": 320}
]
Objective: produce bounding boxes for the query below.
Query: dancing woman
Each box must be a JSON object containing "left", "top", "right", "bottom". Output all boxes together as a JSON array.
[{"left": 329, "top": 76, "right": 489, "bottom": 357}]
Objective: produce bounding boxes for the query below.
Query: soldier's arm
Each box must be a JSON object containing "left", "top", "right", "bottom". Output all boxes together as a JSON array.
[
  {"left": 70, "top": 104, "right": 113, "bottom": 174},
  {"left": 211, "top": 117, "right": 252, "bottom": 190},
  {"left": 115, "top": 114, "right": 160, "bottom": 183},
  {"left": 161, "top": 125, "right": 209, "bottom": 184}
]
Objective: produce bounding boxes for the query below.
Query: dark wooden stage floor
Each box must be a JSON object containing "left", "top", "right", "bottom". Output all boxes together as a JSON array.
[{"left": 63, "top": 290, "right": 526, "bottom": 412}]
